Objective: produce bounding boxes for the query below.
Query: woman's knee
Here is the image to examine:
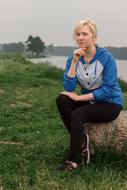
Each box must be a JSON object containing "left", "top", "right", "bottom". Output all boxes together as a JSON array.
[{"left": 56, "top": 94, "right": 71, "bottom": 106}]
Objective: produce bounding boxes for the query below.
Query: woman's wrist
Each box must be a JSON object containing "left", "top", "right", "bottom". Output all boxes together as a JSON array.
[
  {"left": 67, "top": 59, "right": 77, "bottom": 77},
  {"left": 79, "top": 93, "right": 94, "bottom": 101}
]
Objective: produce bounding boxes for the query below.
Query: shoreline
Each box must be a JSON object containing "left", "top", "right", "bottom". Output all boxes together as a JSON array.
[{"left": 29, "top": 56, "right": 127, "bottom": 82}]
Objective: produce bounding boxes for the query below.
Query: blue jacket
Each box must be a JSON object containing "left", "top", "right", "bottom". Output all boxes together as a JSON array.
[{"left": 64, "top": 46, "right": 123, "bottom": 106}]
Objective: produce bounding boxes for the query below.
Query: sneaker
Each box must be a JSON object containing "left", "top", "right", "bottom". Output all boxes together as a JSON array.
[
  {"left": 80, "top": 133, "right": 90, "bottom": 164},
  {"left": 58, "top": 160, "right": 80, "bottom": 171}
]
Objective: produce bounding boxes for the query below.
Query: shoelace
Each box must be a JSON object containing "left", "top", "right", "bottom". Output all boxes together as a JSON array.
[{"left": 81, "top": 134, "right": 90, "bottom": 164}]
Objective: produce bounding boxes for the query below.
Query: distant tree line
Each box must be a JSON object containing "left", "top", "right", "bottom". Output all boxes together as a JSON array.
[
  {"left": 45, "top": 46, "right": 127, "bottom": 60},
  {"left": 106, "top": 46, "right": 127, "bottom": 60},
  {"left": 3, "top": 42, "right": 24, "bottom": 52},
  {"left": 0, "top": 39, "right": 127, "bottom": 60},
  {"left": 45, "top": 45, "right": 76, "bottom": 56}
]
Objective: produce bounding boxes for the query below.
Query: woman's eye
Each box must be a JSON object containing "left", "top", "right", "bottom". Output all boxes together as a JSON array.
[
  {"left": 76, "top": 33, "right": 80, "bottom": 36},
  {"left": 82, "top": 33, "right": 88, "bottom": 36}
]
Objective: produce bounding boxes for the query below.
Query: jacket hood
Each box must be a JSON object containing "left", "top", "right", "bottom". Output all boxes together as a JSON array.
[{"left": 94, "top": 45, "right": 109, "bottom": 60}]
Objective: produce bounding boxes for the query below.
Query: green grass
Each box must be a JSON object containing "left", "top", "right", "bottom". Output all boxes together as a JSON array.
[{"left": 0, "top": 54, "right": 127, "bottom": 190}]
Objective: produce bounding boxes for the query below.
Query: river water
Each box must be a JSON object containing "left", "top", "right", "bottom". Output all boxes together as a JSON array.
[{"left": 30, "top": 56, "right": 127, "bottom": 82}]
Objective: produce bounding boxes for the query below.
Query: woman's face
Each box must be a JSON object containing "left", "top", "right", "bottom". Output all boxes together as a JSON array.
[{"left": 75, "top": 25, "right": 95, "bottom": 48}]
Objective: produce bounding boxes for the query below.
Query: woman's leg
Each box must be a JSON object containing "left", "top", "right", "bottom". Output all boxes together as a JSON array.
[
  {"left": 56, "top": 94, "right": 90, "bottom": 133},
  {"left": 68, "top": 102, "right": 122, "bottom": 162}
]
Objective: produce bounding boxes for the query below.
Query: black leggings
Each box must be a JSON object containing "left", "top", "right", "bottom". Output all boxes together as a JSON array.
[{"left": 56, "top": 94, "right": 122, "bottom": 162}]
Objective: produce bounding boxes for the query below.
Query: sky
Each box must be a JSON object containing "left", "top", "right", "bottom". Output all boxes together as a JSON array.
[{"left": 0, "top": 0, "right": 127, "bottom": 47}]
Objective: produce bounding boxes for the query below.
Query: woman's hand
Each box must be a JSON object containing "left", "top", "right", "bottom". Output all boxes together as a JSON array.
[
  {"left": 61, "top": 91, "right": 80, "bottom": 101},
  {"left": 61, "top": 91, "right": 94, "bottom": 102},
  {"left": 73, "top": 48, "right": 86, "bottom": 62},
  {"left": 67, "top": 48, "right": 87, "bottom": 77}
]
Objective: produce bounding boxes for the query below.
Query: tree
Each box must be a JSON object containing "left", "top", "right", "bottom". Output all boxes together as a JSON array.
[{"left": 25, "top": 35, "right": 45, "bottom": 55}]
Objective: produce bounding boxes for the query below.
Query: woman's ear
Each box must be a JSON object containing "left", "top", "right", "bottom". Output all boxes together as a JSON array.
[{"left": 92, "top": 37, "right": 96, "bottom": 45}]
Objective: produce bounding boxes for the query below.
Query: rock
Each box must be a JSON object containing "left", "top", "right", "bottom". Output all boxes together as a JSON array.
[{"left": 84, "top": 111, "right": 127, "bottom": 155}]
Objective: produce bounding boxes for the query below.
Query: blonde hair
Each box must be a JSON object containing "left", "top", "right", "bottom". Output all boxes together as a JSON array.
[{"left": 73, "top": 19, "right": 97, "bottom": 43}]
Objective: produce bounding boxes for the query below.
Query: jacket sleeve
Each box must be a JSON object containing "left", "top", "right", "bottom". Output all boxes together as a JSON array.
[
  {"left": 92, "top": 54, "right": 118, "bottom": 101},
  {"left": 64, "top": 55, "right": 78, "bottom": 92}
]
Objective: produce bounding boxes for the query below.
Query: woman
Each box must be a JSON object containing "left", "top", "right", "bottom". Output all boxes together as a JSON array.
[{"left": 56, "top": 19, "right": 123, "bottom": 171}]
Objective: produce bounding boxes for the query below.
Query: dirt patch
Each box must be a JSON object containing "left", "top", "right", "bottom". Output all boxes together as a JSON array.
[
  {"left": 10, "top": 101, "right": 32, "bottom": 108},
  {"left": 0, "top": 87, "right": 4, "bottom": 95},
  {"left": 17, "top": 101, "right": 32, "bottom": 107},
  {"left": 0, "top": 141, "right": 23, "bottom": 145}
]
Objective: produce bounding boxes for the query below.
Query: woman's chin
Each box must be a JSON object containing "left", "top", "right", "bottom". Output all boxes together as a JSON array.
[{"left": 78, "top": 43, "right": 86, "bottom": 48}]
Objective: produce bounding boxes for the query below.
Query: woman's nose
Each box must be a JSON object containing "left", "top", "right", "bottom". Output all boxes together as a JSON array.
[{"left": 79, "top": 34, "right": 83, "bottom": 40}]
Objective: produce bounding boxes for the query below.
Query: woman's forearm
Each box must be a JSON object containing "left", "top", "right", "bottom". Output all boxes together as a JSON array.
[{"left": 67, "top": 59, "right": 77, "bottom": 77}]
